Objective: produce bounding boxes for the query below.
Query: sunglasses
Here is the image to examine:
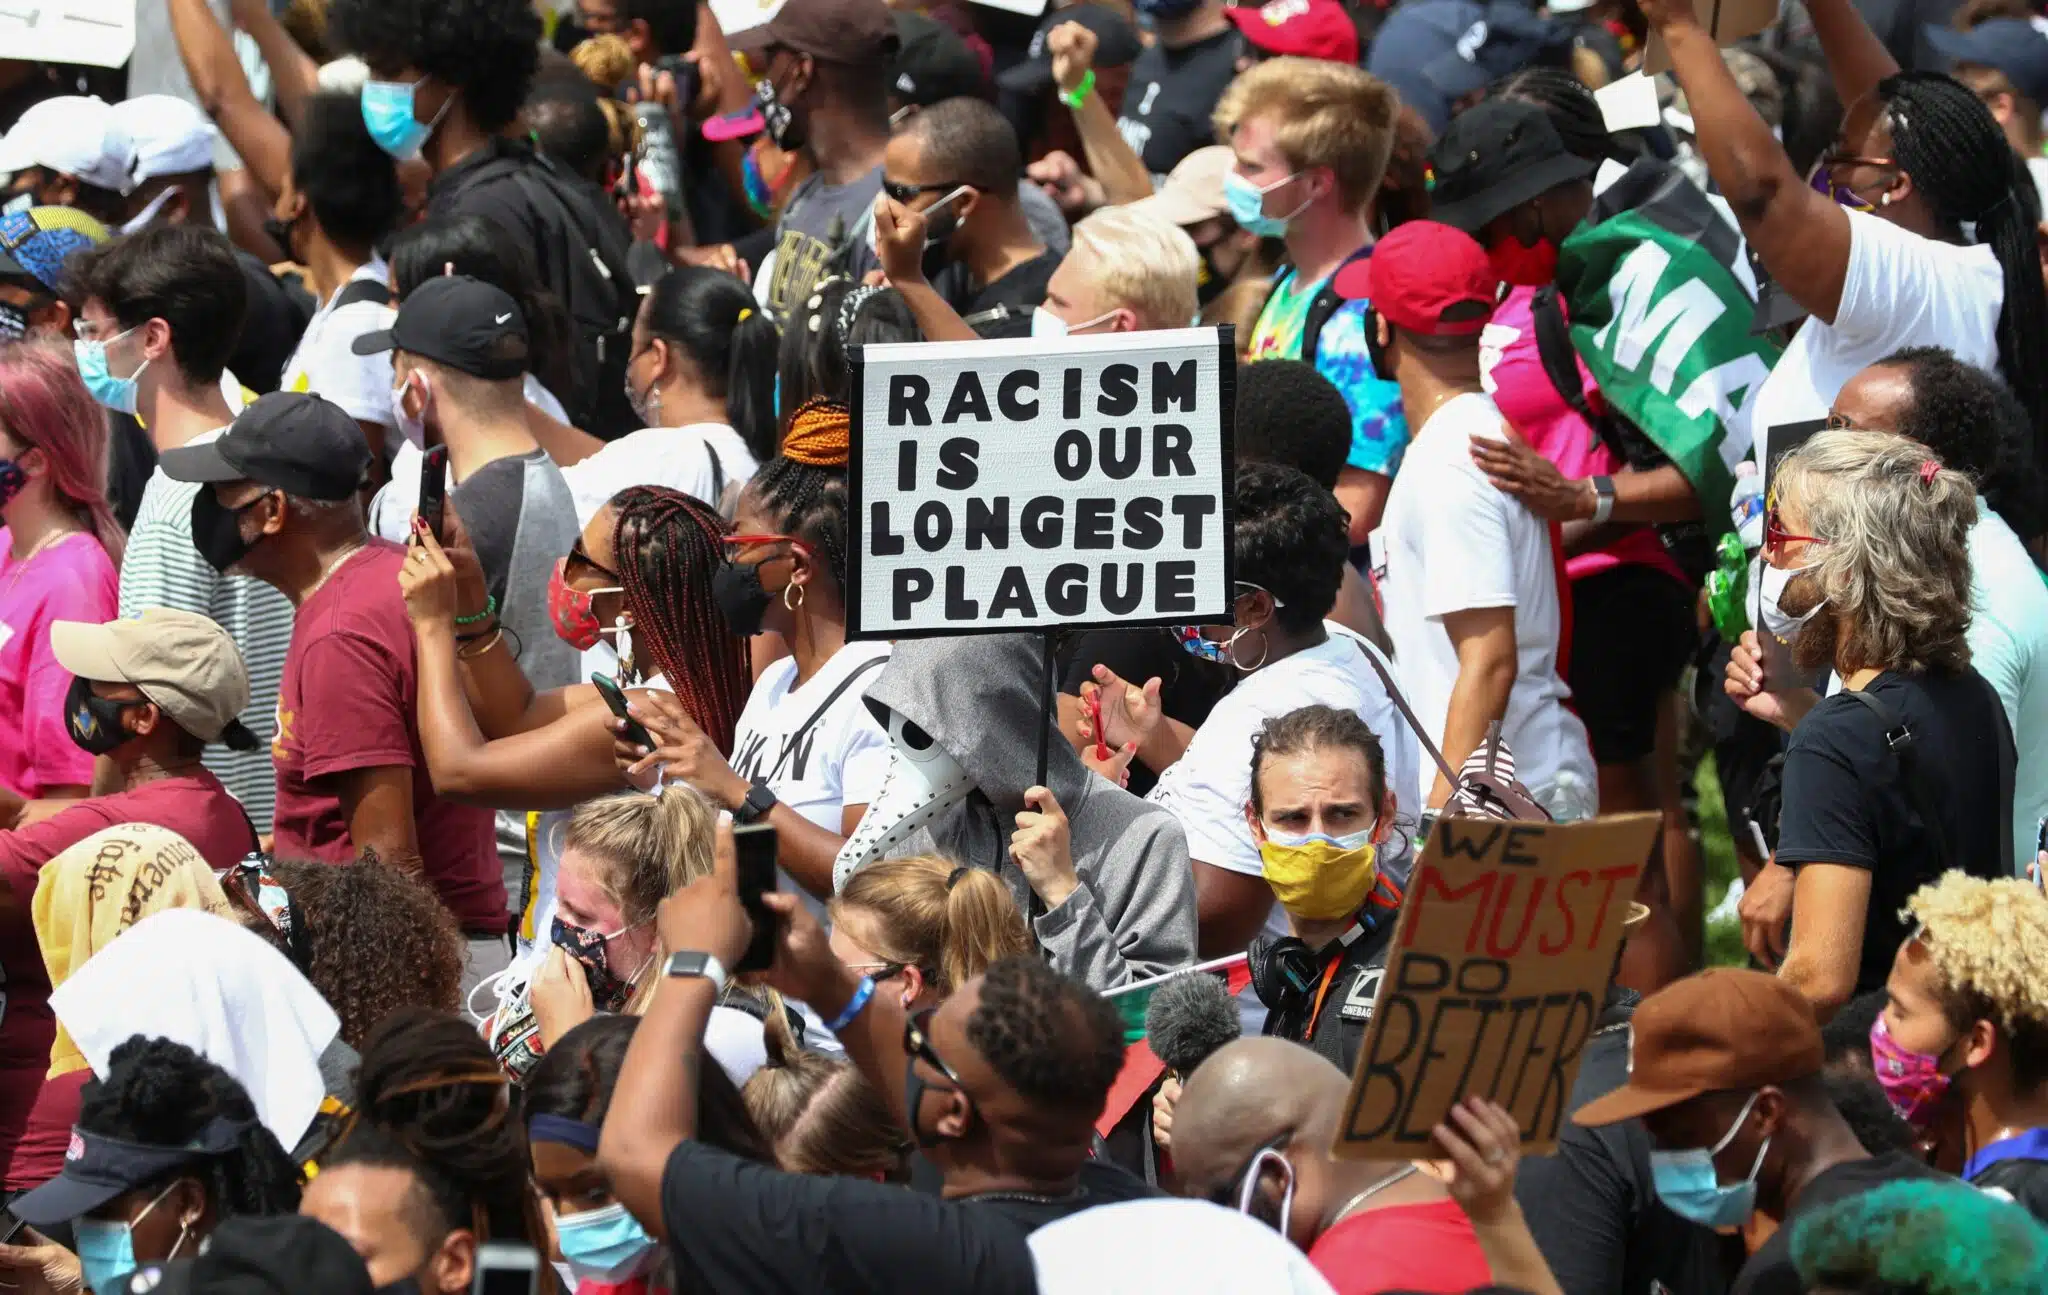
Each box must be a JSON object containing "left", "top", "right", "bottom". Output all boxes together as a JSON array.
[
  {"left": 881, "top": 177, "right": 970, "bottom": 204},
  {"left": 1764, "top": 503, "right": 1827, "bottom": 553},
  {"left": 903, "top": 1006, "right": 967, "bottom": 1088},
  {"left": 722, "top": 532, "right": 815, "bottom": 561},
  {"left": 1807, "top": 149, "right": 1898, "bottom": 213},
  {"left": 566, "top": 540, "right": 622, "bottom": 581}
]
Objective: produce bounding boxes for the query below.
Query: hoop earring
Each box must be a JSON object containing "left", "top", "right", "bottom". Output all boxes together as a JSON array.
[
  {"left": 1226, "top": 625, "right": 1268, "bottom": 673},
  {"left": 784, "top": 581, "right": 806, "bottom": 611}
]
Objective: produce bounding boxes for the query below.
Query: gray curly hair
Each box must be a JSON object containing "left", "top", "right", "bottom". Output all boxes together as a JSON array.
[{"left": 1774, "top": 429, "right": 1976, "bottom": 675}]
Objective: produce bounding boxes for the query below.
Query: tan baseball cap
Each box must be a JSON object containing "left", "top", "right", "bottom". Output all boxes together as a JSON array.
[
  {"left": 50, "top": 608, "right": 252, "bottom": 744},
  {"left": 1128, "top": 146, "right": 1236, "bottom": 229},
  {"left": 1573, "top": 968, "right": 1824, "bottom": 1128}
]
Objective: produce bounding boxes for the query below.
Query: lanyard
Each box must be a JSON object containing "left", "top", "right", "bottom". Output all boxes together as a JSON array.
[{"left": 1304, "top": 922, "right": 1367, "bottom": 1038}]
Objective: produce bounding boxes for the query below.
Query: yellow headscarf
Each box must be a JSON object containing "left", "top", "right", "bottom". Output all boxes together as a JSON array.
[{"left": 31, "top": 823, "right": 233, "bottom": 1079}]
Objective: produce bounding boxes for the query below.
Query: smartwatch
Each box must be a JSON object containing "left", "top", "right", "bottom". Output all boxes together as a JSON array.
[
  {"left": 734, "top": 777, "right": 777, "bottom": 825},
  {"left": 664, "top": 951, "right": 728, "bottom": 996},
  {"left": 1589, "top": 475, "right": 1616, "bottom": 525}
]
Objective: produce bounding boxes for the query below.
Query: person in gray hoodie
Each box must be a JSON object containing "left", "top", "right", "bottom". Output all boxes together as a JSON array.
[{"left": 834, "top": 632, "right": 1197, "bottom": 992}]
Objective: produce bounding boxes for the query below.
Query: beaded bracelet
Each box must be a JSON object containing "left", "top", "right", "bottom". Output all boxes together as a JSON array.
[
  {"left": 454, "top": 594, "right": 497, "bottom": 627},
  {"left": 1059, "top": 68, "right": 1095, "bottom": 111}
]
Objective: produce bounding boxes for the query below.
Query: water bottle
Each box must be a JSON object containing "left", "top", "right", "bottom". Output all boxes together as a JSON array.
[{"left": 1730, "top": 460, "right": 1765, "bottom": 551}]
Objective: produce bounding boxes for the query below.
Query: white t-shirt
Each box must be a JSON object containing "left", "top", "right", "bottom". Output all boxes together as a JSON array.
[
  {"left": 1369, "top": 392, "right": 1595, "bottom": 801},
  {"left": 563, "top": 422, "right": 760, "bottom": 525},
  {"left": 729, "top": 642, "right": 893, "bottom": 912},
  {"left": 1145, "top": 624, "right": 1425, "bottom": 937},
  {"left": 279, "top": 257, "right": 398, "bottom": 430},
  {"left": 1748, "top": 208, "right": 2003, "bottom": 465}
]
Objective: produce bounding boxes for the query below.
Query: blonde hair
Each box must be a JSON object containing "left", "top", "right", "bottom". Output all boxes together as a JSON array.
[
  {"left": 570, "top": 34, "right": 637, "bottom": 90},
  {"left": 562, "top": 784, "right": 719, "bottom": 926},
  {"left": 1067, "top": 206, "right": 1201, "bottom": 331},
  {"left": 742, "top": 1008, "right": 907, "bottom": 1179},
  {"left": 1773, "top": 429, "right": 1977, "bottom": 675},
  {"left": 1903, "top": 873, "right": 2048, "bottom": 1038},
  {"left": 829, "top": 856, "right": 1032, "bottom": 997},
  {"left": 1212, "top": 58, "right": 1400, "bottom": 213}
]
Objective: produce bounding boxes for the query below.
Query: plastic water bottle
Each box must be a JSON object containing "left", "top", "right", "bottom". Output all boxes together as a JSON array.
[{"left": 1730, "top": 460, "right": 1765, "bottom": 551}]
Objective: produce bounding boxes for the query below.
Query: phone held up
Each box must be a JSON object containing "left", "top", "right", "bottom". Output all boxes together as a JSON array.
[
  {"left": 733, "top": 821, "right": 779, "bottom": 972},
  {"left": 591, "top": 672, "right": 656, "bottom": 753},
  {"left": 472, "top": 1242, "right": 540, "bottom": 1295},
  {"left": 419, "top": 443, "right": 449, "bottom": 543}
]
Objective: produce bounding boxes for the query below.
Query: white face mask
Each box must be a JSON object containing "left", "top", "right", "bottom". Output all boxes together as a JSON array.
[
  {"left": 1752, "top": 555, "right": 1825, "bottom": 643},
  {"left": 391, "top": 371, "right": 429, "bottom": 447},
  {"left": 118, "top": 187, "right": 180, "bottom": 235},
  {"left": 1031, "top": 306, "right": 1117, "bottom": 339}
]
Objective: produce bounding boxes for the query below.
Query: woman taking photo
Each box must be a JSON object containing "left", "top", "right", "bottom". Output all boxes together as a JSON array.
[
  {"left": 1727, "top": 430, "right": 2011, "bottom": 1016},
  {"left": 0, "top": 342, "right": 124, "bottom": 817},
  {"left": 620, "top": 401, "right": 890, "bottom": 907},
  {"left": 827, "top": 854, "right": 1034, "bottom": 1015},
  {"left": 1082, "top": 462, "right": 1422, "bottom": 958},
  {"left": 561, "top": 267, "right": 781, "bottom": 523},
  {"left": 1640, "top": 0, "right": 2048, "bottom": 460},
  {"left": 526, "top": 1015, "right": 769, "bottom": 1295}
]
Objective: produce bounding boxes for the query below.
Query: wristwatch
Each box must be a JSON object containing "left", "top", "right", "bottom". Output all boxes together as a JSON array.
[
  {"left": 1589, "top": 475, "right": 1616, "bottom": 525},
  {"left": 734, "top": 777, "right": 777, "bottom": 825},
  {"left": 664, "top": 951, "right": 728, "bottom": 996}
]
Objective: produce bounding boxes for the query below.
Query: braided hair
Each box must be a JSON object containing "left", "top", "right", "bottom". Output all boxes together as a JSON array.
[
  {"left": 1492, "top": 65, "right": 1637, "bottom": 165},
  {"left": 1880, "top": 70, "right": 2048, "bottom": 457},
  {"left": 750, "top": 399, "right": 851, "bottom": 592},
  {"left": 78, "top": 1037, "right": 301, "bottom": 1220},
  {"left": 608, "top": 486, "right": 748, "bottom": 755},
  {"left": 334, "top": 1007, "right": 546, "bottom": 1255}
]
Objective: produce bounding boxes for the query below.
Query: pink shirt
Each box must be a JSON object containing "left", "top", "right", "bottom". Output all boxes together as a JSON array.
[
  {"left": 0, "top": 530, "right": 118, "bottom": 799},
  {"left": 1480, "top": 286, "right": 1686, "bottom": 585}
]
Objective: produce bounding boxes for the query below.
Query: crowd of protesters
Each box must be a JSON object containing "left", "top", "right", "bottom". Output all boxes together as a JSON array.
[{"left": 0, "top": 0, "right": 2046, "bottom": 1288}]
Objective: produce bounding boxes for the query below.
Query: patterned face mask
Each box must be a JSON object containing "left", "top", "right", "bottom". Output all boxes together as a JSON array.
[{"left": 550, "top": 915, "right": 642, "bottom": 1011}]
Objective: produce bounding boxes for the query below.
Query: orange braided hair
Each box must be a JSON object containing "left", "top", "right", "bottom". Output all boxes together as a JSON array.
[{"left": 781, "top": 397, "right": 851, "bottom": 467}]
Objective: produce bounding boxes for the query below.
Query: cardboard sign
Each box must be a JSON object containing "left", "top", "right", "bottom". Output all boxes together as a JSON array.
[
  {"left": 847, "top": 328, "right": 1236, "bottom": 639},
  {"left": 0, "top": 0, "right": 135, "bottom": 70},
  {"left": 1333, "top": 813, "right": 1659, "bottom": 1159},
  {"left": 1642, "top": 0, "right": 1779, "bottom": 74}
]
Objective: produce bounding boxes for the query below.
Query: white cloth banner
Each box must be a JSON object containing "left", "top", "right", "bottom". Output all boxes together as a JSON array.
[{"left": 848, "top": 327, "right": 1236, "bottom": 639}]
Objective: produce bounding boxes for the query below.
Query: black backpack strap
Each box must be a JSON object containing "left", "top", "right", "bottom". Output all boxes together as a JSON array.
[
  {"left": 704, "top": 437, "right": 725, "bottom": 509},
  {"left": 1843, "top": 686, "right": 1956, "bottom": 876},
  {"left": 1299, "top": 247, "right": 1374, "bottom": 367},
  {"left": 331, "top": 278, "right": 393, "bottom": 311}
]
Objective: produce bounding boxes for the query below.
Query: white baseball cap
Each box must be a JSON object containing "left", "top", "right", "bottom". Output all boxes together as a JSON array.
[
  {"left": 0, "top": 96, "right": 138, "bottom": 195},
  {"left": 111, "top": 95, "right": 219, "bottom": 182}
]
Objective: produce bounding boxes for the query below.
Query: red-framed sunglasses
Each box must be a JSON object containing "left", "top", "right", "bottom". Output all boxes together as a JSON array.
[
  {"left": 1764, "top": 504, "right": 1827, "bottom": 552},
  {"left": 722, "top": 532, "right": 815, "bottom": 558}
]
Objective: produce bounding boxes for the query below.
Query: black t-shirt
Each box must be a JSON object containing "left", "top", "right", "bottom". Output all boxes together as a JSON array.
[
  {"left": 1517, "top": 993, "right": 1734, "bottom": 1295},
  {"left": 231, "top": 251, "right": 312, "bottom": 395},
  {"left": 1969, "top": 1129, "right": 2048, "bottom": 1224},
  {"left": 938, "top": 248, "right": 1064, "bottom": 339},
  {"left": 1261, "top": 919, "right": 1394, "bottom": 1076},
  {"left": 1730, "top": 1152, "right": 1950, "bottom": 1295},
  {"left": 1774, "top": 669, "right": 2009, "bottom": 994},
  {"left": 1114, "top": 29, "right": 1245, "bottom": 179},
  {"left": 1057, "top": 627, "right": 1230, "bottom": 796}
]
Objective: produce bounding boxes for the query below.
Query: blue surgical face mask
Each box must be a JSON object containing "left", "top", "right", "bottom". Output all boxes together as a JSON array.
[
  {"left": 74, "top": 325, "right": 148, "bottom": 415},
  {"left": 1223, "top": 170, "right": 1305, "bottom": 239},
  {"left": 75, "top": 1179, "right": 188, "bottom": 1293},
  {"left": 553, "top": 1201, "right": 658, "bottom": 1284},
  {"left": 361, "top": 77, "right": 454, "bottom": 161},
  {"left": 1649, "top": 1091, "right": 1770, "bottom": 1230}
]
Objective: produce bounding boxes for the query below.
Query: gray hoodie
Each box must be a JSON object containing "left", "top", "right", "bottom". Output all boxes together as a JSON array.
[{"left": 863, "top": 633, "right": 1197, "bottom": 991}]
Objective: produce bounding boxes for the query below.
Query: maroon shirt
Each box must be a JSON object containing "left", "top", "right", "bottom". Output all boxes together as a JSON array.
[
  {"left": 268, "top": 540, "right": 502, "bottom": 932},
  {"left": 0, "top": 770, "right": 257, "bottom": 1189}
]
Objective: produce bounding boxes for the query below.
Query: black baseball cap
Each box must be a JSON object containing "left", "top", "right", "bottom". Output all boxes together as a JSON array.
[
  {"left": 892, "top": 12, "right": 987, "bottom": 108},
  {"left": 1427, "top": 99, "right": 1595, "bottom": 234},
  {"left": 114, "top": 1215, "right": 384, "bottom": 1295},
  {"left": 158, "top": 391, "right": 372, "bottom": 502},
  {"left": 997, "top": 3, "right": 1142, "bottom": 96},
  {"left": 352, "top": 274, "right": 530, "bottom": 382},
  {"left": 11, "top": 1118, "right": 250, "bottom": 1227}
]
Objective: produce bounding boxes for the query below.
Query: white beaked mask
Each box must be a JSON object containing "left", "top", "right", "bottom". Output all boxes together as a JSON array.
[{"left": 832, "top": 702, "right": 974, "bottom": 892}]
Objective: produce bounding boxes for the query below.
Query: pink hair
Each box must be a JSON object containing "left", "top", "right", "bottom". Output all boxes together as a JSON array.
[{"left": 0, "top": 341, "right": 126, "bottom": 565}]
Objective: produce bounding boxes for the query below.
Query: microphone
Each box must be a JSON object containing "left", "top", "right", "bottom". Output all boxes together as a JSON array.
[{"left": 1145, "top": 971, "right": 1241, "bottom": 1080}]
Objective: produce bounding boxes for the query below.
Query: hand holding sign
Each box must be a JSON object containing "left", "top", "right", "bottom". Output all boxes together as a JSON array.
[
  {"left": 873, "top": 196, "right": 930, "bottom": 289},
  {"left": 1433, "top": 1097, "right": 1524, "bottom": 1226},
  {"left": 1011, "top": 785, "right": 1078, "bottom": 909}
]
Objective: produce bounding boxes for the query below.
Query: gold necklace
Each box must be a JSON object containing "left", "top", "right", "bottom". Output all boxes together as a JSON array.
[{"left": 4, "top": 526, "right": 76, "bottom": 595}]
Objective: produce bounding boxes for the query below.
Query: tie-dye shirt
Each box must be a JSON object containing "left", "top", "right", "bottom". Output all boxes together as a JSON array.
[{"left": 1247, "top": 265, "right": 1409, "bottom": 477}]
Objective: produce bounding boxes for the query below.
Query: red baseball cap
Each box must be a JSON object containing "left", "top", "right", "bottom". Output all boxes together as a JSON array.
[
  {"left": 1224, "top": 0, "right": 1360, "bottom": 64},
  {"left": 1336, "top": 220, "right": 1500, "bottom": 336}
]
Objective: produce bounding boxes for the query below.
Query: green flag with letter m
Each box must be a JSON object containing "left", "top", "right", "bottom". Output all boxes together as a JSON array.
[{"left": 1557, "top": 159, "right": 1780, "bottom": 534}]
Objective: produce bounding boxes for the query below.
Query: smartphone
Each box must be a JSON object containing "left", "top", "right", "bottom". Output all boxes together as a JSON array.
[
  {"left": 471, "top": 1241, "right": 539, "bottom": 1295},
  {"left": 419, "top": 443, "right": 449, "bottom": 542},
  {"left": 652, "top": 53, "right": 701, "bottom": 115},
  {"left": 0, "top": 1207, "right": 26, "bottom": 1247},
  {"left": 591, "top": 672, "right": 656, "bottom": 752},
  {"left": 733, "top": 821, "right": 779, "bottom": 973}
]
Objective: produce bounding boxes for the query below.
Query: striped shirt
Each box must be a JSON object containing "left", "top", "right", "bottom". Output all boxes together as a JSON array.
[{"left": 118, "top": 429, "right": 295, "bottom": 834}]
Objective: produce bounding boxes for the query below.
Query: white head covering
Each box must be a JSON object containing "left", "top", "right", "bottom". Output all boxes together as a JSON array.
[
  {"left": 50, "top": 908, "right": 341, "bottom": 1152},
  {"left": 316, "top": 57, "right": 370, "bottom": 93},
  {"left": 1029, "top": 1199, "right": 1338, "bottom": 1295},
  {"left": 109, "top": 95, "right": 220, "bottom": 181},
  {"left": 0, "top": 96, "right": 136, "bottom": 194}
]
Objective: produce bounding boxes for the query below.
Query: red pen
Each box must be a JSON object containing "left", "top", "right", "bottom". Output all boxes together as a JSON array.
[{"left": 1086, "top": 688, "right": 1110, "bottom": 762}]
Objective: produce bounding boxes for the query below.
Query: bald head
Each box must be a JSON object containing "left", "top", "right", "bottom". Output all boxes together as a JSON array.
[{"left": 1171, "top": 1038, "right": 1349, "bottom": 1197}]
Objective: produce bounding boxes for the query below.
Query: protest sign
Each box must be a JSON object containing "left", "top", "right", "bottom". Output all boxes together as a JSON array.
[
  {"left": 0, "top": 0, "right": 135, "bottom": 69},
  {"left": 1332, "top": 812, "right": 1659, "bottom": 1159},
  {"left": 846, "top": 327, "right": 1236, "bottom": 640}
]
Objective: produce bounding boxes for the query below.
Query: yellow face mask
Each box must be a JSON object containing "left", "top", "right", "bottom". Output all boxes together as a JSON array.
[{"left": 1257, "top": 826, "right": 1379, "bottom": 921}]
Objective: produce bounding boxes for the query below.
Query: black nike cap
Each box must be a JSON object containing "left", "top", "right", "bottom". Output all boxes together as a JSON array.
[{"left": 353, "top": 273, "right": 530, "bottom": 381}]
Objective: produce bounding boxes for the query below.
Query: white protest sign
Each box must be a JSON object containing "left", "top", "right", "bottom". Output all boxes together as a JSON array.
[
  {"left": 0, "top": 0, "right": 134, "bottom": 70},
  {"left": 847, "top": 327, "right": 1236, "bottom": 640}
]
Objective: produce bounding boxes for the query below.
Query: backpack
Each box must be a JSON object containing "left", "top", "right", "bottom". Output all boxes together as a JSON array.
[
  {"left": 1349, "top": 639, "right": 1553, "bottom": 823},
  {"left": 444, "top": 144, "right": 639, "bottom": 439},
  {"left": 1298, "top": 247, "right": 1375, "bottom": 366}
]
